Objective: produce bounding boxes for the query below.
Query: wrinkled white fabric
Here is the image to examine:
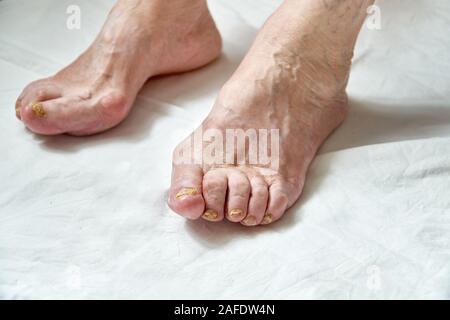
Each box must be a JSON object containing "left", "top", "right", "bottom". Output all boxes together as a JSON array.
[{"left": 0, "top": 0, "right": 449, "bottom": 299}]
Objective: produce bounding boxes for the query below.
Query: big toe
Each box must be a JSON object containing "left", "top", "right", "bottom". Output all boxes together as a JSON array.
[
  {"left": 168, "top": 164, "right": 205, "bottom": 220},
  {"left": 16, "top": 81, "right": 62, "bottom": 120},
  {"left": 20, "top": 91, "right": 127, "bottom": 136}
]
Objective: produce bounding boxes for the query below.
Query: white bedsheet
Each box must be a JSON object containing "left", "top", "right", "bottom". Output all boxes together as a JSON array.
[{"left": 1, "top": 0, "right": 449, "bottom": 299}]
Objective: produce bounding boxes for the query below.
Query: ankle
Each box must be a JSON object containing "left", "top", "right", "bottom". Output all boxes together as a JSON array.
[
  {"left": 246, "top": 0, "right": 373, "bottom": 100},
  {"left": 281, "top": 0, "right": 374, "bottom": 47}
]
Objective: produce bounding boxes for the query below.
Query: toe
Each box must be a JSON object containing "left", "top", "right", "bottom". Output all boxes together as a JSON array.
[
  {"left": 21, "top": 96, "right": 88, "bottom": 135},
  {"left": 20, "top": 92, "right": 127, "bottom": 136},
  {"left": 16, "top": 82, "right": 62, "bottom": 121},
  {"left": 202, "top": 170, "right": 227, "bottom": 222},
  {"left": 15, "top": 97, "right": 23, "bottom": 120},
  {"left": 168, "top": 164, "right": 205, "bottom": 220},
  {"left": 241, "top": 176, "right": 268, "bottom": 227},
  {"left": 20, "top": 99, "right": 62, "bottom": 135},
  {"left": 23, "top": 85, "right": 62, "bottom": 107},
  {"left": 225, "top": 170, "right": 250, "bottom": 223},
  {"left": 263, "top": 182, "right": 289, "bottom": 225}
]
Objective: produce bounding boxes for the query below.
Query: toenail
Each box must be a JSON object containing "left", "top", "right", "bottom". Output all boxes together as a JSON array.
[
  {"left": 261, "top": 213, "right": 273, "bottom": 225},
  {"left": 31, "top": 102, "right": 46, "bottom": 118},
  {"left": 242, "top": 215, "right": 256, "bottom": 226},
  {"left": 175, "top": 187, "right": 198, "bottom": 200},
  {"left": 202, "top": 209, "right": 218, "bottom": 221},
  {"left": 228, "top": 209, "right": 243, "bottom": 219},
  {"left": 15, "top": 103, "right": 21, "bottom": 118}
]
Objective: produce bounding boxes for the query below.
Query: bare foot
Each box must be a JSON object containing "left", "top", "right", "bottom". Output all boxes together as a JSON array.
[
  {"left": 168, "top": 0, "right": 373, "bottom": 226},
  {"left": 15, "top": 0, "right": 221, "bottom": 136}
]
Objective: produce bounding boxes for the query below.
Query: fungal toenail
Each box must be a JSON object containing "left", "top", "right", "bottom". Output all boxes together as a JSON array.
[
  {"left": 31, "top": 102, "right": 46, "bottom": 118},
  {"left": 229, "top": 209, "right": 243, "bottom": 218},
  {"left": 15, "top": 103, "right": 21, "bottom": 118},
  {"left": 262, "top": 213, "right": 273, "bottom": 225},
  {"left": 175, "top": 187, "right": 198, "bottom": 199},
  {"left": 242, "top": 215, "right": 256, "bottom": 226},
  {"left": 202, "top": 209, "right": 218, "bottom": 221}
]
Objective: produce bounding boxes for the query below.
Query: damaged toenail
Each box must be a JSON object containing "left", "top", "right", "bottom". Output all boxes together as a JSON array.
[
  {"left": 229, "top": 209, "right": 243, "bottom": 218},
  {"left": 175, "top": 187, "right": 198, "bottom": 200},
  {"left": 202, "top": 209, "right": 218, "bottom": 221},
  {"left": 31, "top": 102, "right": 46, "bottom": 118},
  {"left": 261, "top": 213, "right": 273, "bottom": 225},
  {"left": 15, "top": 103, "right": 21, "bottom": 118},
  {"left": 242, "top": 215, "right": 256, "bottom": 226}
]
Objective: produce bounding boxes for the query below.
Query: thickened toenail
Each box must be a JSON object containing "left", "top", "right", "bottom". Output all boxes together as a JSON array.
[
  {"left": 15, "top": 103, "right": 21, "bottom": 118},
  {"left": 31, "top": 102, "right": 46, "bottom": 118},
  {"left": 175, "top": 187, "right": 198, "bottom": 199},
  {"left": 242, "top": 215, "right": 256, "bottom": 226},
  {"left": 261, "top": 213, "right": 273, "bottom": 225},
  {"left": 229, "top": 209, "right": 243, "bottom": 218},
  {"left": 202, "top": 209, "right": 218, "bottom": 221}
]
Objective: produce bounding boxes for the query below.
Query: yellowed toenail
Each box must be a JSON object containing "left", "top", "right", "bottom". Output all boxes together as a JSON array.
[
  {"left": 175, "top": 187, "right": 198, "bottom": 200},
  {"left": 242, "top": 215, "right": 256, "bottom": 226},
  {"left": 202, "top": 209, "right": 218, "bottom": 221},
  {"left": 262, "top": 213, "right": 273, "bottom": 225},
  {"left": 15, "top": 104, "right": 21, "bottom": 118},
  {"left": 229, "top": 209, "right": 243, "bottom": 218},
  {"left": 31, "top": 102, "right": 46, "bottom": 118}
]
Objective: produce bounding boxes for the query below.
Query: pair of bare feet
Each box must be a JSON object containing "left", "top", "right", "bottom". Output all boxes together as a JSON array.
[{"left": 15, "top": 0, "right": 373, "bottom": 226}]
